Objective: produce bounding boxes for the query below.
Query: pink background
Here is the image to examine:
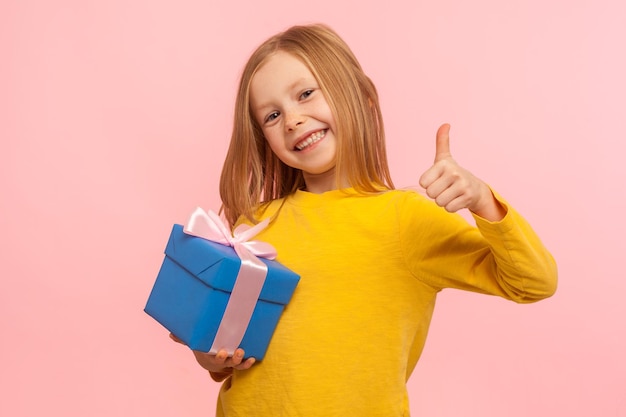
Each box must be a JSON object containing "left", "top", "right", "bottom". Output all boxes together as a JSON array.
[{"left": 2, "top": 0, "right": 624, "bottom": 415}]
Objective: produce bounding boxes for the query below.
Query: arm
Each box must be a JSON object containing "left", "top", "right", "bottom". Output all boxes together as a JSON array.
[
  {"left": 471, "top": 195, "right": 558, "bottom": 301},
  {"left": 412, "top": 124, "right": 557, "bottom": 301}
]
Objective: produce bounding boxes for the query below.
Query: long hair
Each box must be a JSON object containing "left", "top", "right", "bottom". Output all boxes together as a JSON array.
[{"left": 219, "top": 24, "right": 394, "bottom": 226}]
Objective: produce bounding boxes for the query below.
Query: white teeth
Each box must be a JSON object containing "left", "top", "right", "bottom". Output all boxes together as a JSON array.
[{"left": 295, "top": 130, "right": 326, "bottom": 150}]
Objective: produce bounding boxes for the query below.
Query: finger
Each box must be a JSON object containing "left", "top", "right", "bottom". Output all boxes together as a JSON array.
[
  {"left": 444, "top": 197, "right": 470, "bottom": 213},
  {"left": 421, "top": 165, "right": 455, "bottom": 199},
  {"left": 230, "top": 349, "right": 245, "bottom": 366},
  {"left": 434, "top": 184, "right": 466, "bottom": 212},
  {"left": 434, "top": 123, "right": 452, "bottom": 163},
  {"left": 169, "top": 333, "right": 185, "bottom": 344},
  {"left": 234, "top": 357, "right": 256, "bottom": 370},
  {"left": 419, "top": 162, "right": 443, "bottom": 189},
  {"left": 213, "top": 349, "right": 230, "bottom": 364},
  {"left": 420, "top": 156, "right": 460, "bottom": 190}
]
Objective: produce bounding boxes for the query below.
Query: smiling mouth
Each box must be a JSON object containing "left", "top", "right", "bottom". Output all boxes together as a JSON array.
[{"left": 295, "top": 130, "right": 327, "bottom": 151}]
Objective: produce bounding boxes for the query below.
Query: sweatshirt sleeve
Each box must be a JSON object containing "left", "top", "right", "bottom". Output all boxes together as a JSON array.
[{"left": 399, "top": 190, "right": 557, "bottom": 303}]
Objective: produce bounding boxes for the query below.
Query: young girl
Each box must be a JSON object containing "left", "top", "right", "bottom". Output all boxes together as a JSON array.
[{"left": 171, "top": 23, "right": 557, "bottom": 416}]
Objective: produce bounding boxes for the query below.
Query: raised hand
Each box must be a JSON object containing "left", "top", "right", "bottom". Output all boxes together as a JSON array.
[{"left": 418, "top": 124, "right": 506, "bottom": 221}]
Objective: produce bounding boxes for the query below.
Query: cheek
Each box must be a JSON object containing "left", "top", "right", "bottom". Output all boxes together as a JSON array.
[
  {"left": 266, "top": 140, "right": 280, "bottom": 156},
  {"left": 320, "top": 105, "right": 337, "bottom": 130},
  {"left": 263, "top": 131, "right": 286, "bottom": 156},
  {"left": 262, "top": 129, "right": 278, "bottom": 146}
]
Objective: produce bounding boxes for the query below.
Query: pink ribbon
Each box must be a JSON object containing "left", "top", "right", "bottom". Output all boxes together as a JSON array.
[{"left": 184, "top": 207, "right": 277, "bottom": 356}]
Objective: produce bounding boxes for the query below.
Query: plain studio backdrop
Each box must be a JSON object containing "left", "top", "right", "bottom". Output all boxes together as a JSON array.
[{"left": 1, "top": 0, "right": 624, "bottom": 416}]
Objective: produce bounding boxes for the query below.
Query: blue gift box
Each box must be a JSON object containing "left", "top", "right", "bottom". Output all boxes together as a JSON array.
[{"left": 145, "top": 224, "right": 299, "bottom": 360}]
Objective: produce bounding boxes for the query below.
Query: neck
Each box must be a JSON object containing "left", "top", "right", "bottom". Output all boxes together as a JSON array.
[{"left": 302, "top": 169, "right": 348, "bottom": 194}]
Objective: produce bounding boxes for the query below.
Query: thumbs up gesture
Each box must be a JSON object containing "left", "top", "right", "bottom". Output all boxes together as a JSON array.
[{"left": 419, "top": 124, "right": 506, "bottom": 221}]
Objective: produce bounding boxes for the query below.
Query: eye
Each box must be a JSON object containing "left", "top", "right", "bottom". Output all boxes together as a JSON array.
[
  {"left": 264, "top": 111, "right": 280, "bottom": 123},
  {"left": 299, "top": 89, "right": 314, "bottom": 100}
]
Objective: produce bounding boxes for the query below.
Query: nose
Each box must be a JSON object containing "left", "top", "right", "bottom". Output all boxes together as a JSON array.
[{"left": 284, "top": 110, "right": 305, "bottom": 131}]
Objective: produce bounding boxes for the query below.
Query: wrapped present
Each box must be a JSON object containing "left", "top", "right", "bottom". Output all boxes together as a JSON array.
[{"left": 144, "top": 208, "right": 300, "bottom": 360}]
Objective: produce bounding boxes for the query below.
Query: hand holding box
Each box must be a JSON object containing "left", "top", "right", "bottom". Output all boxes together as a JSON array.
[{"left": 145, "top": 208, "right": 300, "bottom": 360}]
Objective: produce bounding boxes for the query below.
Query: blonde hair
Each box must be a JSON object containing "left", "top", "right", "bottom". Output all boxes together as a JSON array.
[{"left": 219, "top": 23, "right": 395, "bottom": 226}]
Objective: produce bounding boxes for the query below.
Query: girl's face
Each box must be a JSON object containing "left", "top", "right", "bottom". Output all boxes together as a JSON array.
[{"left": 250, "top": 51, "right": 341, "bottom": 193}]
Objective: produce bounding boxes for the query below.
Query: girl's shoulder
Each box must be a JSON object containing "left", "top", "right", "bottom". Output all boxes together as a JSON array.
[
  {"left": 244, "top": 196, "right": 289, "bottom": 225},
  {"left": 377, "top": 188, "right": 467, "bottom": 227}
]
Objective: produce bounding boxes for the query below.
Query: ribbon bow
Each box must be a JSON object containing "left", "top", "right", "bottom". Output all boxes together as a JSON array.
[
  {"left": 184, "top": 207, "right": 277, "bottom": 260},
  {"left": 183, "top": 207, "right": 276, "bottom": 356}
]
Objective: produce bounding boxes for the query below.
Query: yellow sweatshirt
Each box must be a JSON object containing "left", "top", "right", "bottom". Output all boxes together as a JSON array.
[{"left": 216, "top": 188, "right": 557, "bottom": 417}]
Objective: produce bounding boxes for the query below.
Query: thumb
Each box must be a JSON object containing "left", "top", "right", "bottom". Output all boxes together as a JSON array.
[{"left": 434, "top": 123, "right": 452, "bottom": 162}]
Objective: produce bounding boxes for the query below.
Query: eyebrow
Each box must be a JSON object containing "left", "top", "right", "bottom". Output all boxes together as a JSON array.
[
  {"left": 286, "top": 77, "right": 308, "bottom": 92},
  {"left": 253, "top": 77, "right": 310, "bottom": 112}
]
